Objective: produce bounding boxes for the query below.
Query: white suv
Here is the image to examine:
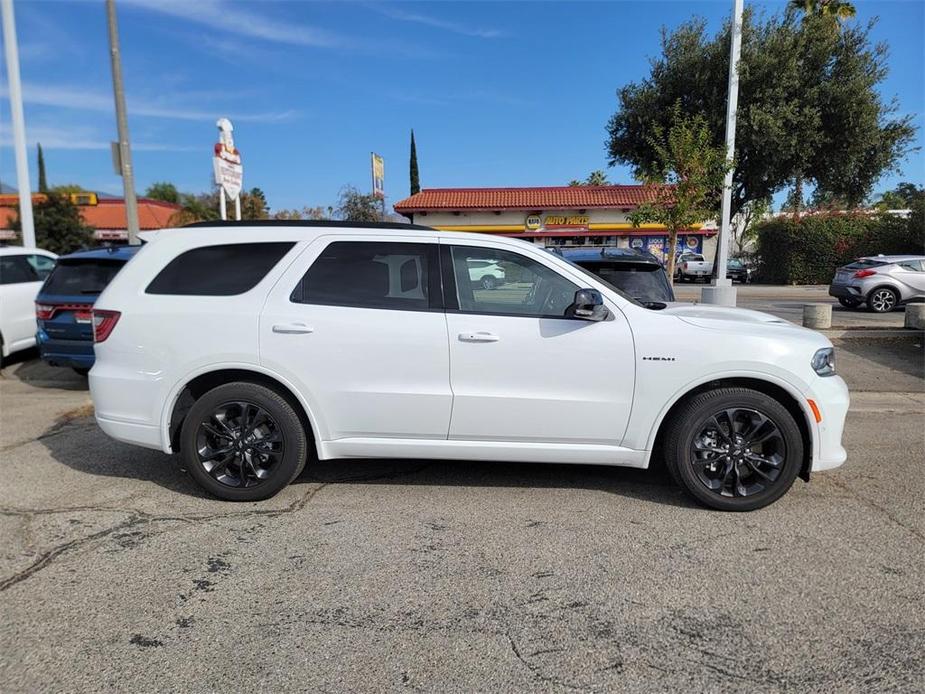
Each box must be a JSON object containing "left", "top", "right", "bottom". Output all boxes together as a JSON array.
[
  {"left": 90, "top": 222, "right": 849, "bottom": 511},
  {"left": 0, "top": 247, "right": 57, "bottom": 364}
]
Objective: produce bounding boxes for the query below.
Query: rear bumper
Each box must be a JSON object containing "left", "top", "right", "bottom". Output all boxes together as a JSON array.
[
  {"left": 37, "top": 335, "right": 95, "bottom": 369},
  {"left": 828, "top": 283, "right": 863, "bottom": 300},
  {"left": 95, "top": 414, "right": 163, "bottom": 451}
]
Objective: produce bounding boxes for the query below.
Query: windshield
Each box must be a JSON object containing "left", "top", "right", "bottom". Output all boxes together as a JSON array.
[
  {"left": 728, "top": 259, "right": 744, "bottom": 268},
  {"left": 556, "top": 256, "right": 643, "bottom": 307},
  {"left": 41, "top": 259, "right": 126, "bottom": 296}
]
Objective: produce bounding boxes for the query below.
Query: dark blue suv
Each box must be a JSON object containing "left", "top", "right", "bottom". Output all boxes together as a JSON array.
[{"left": 35, "top": 246, "right": 140, "bottom": 374}]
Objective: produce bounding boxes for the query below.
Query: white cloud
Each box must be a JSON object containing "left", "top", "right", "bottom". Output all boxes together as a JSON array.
[
  {"left": 0, "top": 123, "right": 198, "bottom": 152},
  {"left": 122, "top": 0, "right": 350, "bottom": 49},
  {"left": 370, "top": 5, "right": 504, "bottom": 39},
  {"left": 0, "top": 82, "right": 297, "bottom": 123}
]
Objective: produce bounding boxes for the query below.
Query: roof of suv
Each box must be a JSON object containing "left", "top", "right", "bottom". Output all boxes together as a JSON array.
[
  {"left": 183, "top": 220, "right": 435, "bottom": 231},
  {"left": 550, "top": 247, "right": 664, "bottom": 266}
]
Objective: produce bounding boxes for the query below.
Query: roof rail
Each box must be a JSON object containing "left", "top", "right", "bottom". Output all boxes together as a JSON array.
[{"left": 182, "top": 219, "right": 435, "bottom": 231}]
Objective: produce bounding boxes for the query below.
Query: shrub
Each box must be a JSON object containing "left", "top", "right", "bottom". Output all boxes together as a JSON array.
[{"left": 754, "top": 212, "right": 924, "bottom": 284}]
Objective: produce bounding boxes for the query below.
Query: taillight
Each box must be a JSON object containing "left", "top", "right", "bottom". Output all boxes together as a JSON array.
[
  {"left": 35, "top": 303, "right": 55, "bottom": 320},
  {"left": 92, "top": 310, "right": 121, "bottom": 343},
  {"left": 35, "top": 302, "right": 93, "bottom": 320},
  {"left": 853, "top": 269, "right": 877, "bottom": 278}
]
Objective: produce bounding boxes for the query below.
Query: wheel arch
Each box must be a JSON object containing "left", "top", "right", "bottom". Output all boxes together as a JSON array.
[
  {"left": 165, "top": 366, "right": 321, "bottom": 458},
  {"left": 866, "top": 283, "right": 901, "bottom": 304},
  {"left": 647, "top": 376, "right": 814, "bottom": 482}
]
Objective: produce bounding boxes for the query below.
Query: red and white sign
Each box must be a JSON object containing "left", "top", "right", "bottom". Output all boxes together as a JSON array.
[{"left": 213, "top": 118, "right": 243, "bottom": 200}]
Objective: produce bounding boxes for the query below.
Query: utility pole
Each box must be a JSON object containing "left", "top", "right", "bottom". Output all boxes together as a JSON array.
[
  {"left": 1, "top": 0, "right": 35, "bottom": 247},
  {"left": 106, "top": 0, "right": 140, "bottom": 244},
  {"left": 702, "top": 0, "right": 743, "bottom": 307}
]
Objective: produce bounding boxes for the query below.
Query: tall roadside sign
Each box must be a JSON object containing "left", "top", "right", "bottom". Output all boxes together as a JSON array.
[
  {"left": 214, "top": 118, "right": 243, "bottom": 220},
  {"left": 371, "top": 152, "right": 385, "bottom": 220},
  {"left": 1, "top": 0, "right": 35, "bottom": 247}
]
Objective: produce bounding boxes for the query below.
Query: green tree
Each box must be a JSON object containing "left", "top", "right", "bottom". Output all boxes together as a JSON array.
[
  {"left": 169, "top": 191, "right": 220, "bottom": 226},
  {"left": 732, "top": 196, "right": 771, "bottom": 254},
  {"left": 568, "top": 170, "right": 610, "bottom": 186},
  {"left": 50, "top": 184, "right": 88, "bottom": 195},
  {"left": 240, "top": 187, "right": 269, "bottom": 220},
  {"left": 606, "top": 9, "right": 915, "bottom": 220},
  {"left": 409, "top": 129, "right": 420, "bottom": 195},
  {"left": 336, "top": 185, "right": 382, "bottom": 223},
  {"left": 627, "top": 106, "right": 729, "bottom": 281},
  {"left": 145, "top": 181, "right": 180, "bottom": 204},
  {"left": 10, "top": 192, "right": 93, "bottom": 254},
  {"left": 789, "top": 0, "right": 857, "bottom": 22},
  {"left": 874, "top": 182, "right": 924, "bottom": 210},
  {"left": 37, "top": 143, "right": 48, "bottom": 193}
]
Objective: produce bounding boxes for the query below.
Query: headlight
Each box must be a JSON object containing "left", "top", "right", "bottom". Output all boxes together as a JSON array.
[{"left": 811, "top": 347, "right": 836, "bottom": 376}]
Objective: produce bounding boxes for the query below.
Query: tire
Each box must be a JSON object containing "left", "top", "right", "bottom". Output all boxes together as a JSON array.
[
  {"left": 180, "top": 382, "right": 308, "bottom": 501},
  {"left": 663, "top": 387, "right": 804, "bottom": 511},
  {"left": 73, "top": 367, "right": 91, "bottom": 377},
  {"left": 837, "top": 297, "right": 861, "bottom": 309},
  {"left": 481, "top": 275, "right": 497, "bottom": 290},
  {"left": 866, "top": 286, "right": 899, "bottom": 313}
]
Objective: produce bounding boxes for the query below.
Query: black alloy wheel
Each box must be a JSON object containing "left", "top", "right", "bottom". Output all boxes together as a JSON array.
[
  {"left": 664, "top": 387, "right": 803, "bottom": 511},
  {"left": 180, "top": 382, "right": 308, "bottom": 501},
  {"left": 196, "top": 401, "right": 284, "bottom": 488}
]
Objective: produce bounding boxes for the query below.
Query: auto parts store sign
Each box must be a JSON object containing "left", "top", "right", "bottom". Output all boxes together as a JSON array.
[{"left": 524, "top": 214, "right": 590, "bottom": 231}]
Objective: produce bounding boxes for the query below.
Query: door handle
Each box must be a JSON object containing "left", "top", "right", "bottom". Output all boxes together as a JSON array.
[
  {"left": 272, "top": 323, "right": 314, "bottom": 334},
  {"left": 458, "top": 331, "right": 500, "bottom": 343}
]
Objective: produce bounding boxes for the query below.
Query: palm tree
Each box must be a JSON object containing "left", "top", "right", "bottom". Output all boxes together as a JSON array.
[{"left": 789, "top": 0, "right": 857, "bottom": 22}]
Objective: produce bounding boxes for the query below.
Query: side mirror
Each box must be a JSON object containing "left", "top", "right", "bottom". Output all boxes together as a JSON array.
[{"left": 568, "top": 288, "right": 610, "bottom": 321}]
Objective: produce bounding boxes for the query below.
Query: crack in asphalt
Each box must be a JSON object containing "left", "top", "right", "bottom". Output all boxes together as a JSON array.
[
  {"left": 824, "top": 475, "right": 925, "bottom": 544},
  {"left": 0, "top": 483, "right": 329, "bottom": 592},
  {"left": 506, "top": 632, "right": 585, "bottom": 691}
]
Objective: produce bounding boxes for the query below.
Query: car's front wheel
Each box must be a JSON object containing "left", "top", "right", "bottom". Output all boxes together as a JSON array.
[
  {"left": 866, "top": 287, "right": 899, "bottom": 313},
  {"left": 180, "top": 382, "right": 308, "bottom": 501},
  {"left": 663, "top": 387, "right": 803, "bottom": 511}
]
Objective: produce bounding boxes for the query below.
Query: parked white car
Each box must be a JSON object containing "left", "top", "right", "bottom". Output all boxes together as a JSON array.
[
  {"left": 89, "top": 222, "right": 849, "bottom": 511},
  {"left": 675, "top": 252, "right": 714, "bottom": 282},
  {"left": 0, "top": 247, "right": 57, "bottom": 364},
  {"left": 467, "top": 259, "right": 505, "bottom": 289}
]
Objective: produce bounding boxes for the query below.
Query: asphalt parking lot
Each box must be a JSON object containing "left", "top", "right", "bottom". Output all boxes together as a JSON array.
[
  {"left": 1, "top": 336, "right": 923, "bottom": 693},
  {"left": 673, "top": 284, "right": 908, "bottom": 328}
]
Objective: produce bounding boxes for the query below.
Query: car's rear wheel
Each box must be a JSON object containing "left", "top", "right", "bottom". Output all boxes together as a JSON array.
[
  {"left": 180, "top": 382, "right": 308, "bottom": 501},
  {"left": 481, "top": 275, "right": 497, "bottom": 290},
  {"left": 837, "top": 297, "right": 861, "bottom": 309},
  {"left": 867, "top": 287, "right": 899, "bottom": 313},
  {"left": 663, "top": 387, "right": 803, "bottom": 511}
]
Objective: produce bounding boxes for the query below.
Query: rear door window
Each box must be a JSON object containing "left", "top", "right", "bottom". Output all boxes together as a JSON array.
[
  {"left": 147, "top": 242, "right": 294, "bottom": 296},
  {"left": 0, "top": 255, "right": 39, "bottom": 285},
  {"left": 43, "top": 259, "right": 125, "bottom": 296},
  {"left": 28, "top": 255, "right": 56, "bottom": 280},
  {"left": 293, "top": 241, "right": 439, "bottom": 311}
]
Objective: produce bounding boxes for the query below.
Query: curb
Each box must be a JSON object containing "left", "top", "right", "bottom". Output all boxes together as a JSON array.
[{"left": 822, "top": 329, "right": 924, "bottom": 339}]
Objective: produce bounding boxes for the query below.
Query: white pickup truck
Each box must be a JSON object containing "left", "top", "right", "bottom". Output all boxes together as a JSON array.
[{"left": 675, "top": 253, "right": 714, "bottom": 282}]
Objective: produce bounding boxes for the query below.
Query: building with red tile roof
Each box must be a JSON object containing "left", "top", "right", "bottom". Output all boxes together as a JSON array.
[
  {"left": 0, "top": 193, "right": 181, "bottom": 242},
  {"left": 394, "top": 185, "right": 716, "bottom": 262}
]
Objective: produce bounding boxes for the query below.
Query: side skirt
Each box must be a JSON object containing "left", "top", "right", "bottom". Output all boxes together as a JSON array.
[{"left": 319, "top": 438, "right": 649, "bottom": 468}]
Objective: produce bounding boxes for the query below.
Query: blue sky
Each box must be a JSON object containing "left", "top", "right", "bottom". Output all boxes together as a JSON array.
[{"left": 1, "top": 0, "right": 923, "bottom": 213}]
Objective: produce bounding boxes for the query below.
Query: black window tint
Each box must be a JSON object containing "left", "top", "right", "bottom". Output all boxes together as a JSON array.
[
  {"left": 147, "top": 242, "right": 294, "bottom": 296},
  {"left": 296, "top": 241, "right": 437, "bottom": 311},
  {"left": 0, "top": 255, "right": 39, "bottom": 285},
  {"left": 42, "top": 259, "right": 125, "bottom": 296}
]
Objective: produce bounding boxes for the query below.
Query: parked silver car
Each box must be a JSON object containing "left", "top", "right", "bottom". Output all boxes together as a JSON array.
[{"left": 828, "top": 255, "right": 925, "bottom": 312}]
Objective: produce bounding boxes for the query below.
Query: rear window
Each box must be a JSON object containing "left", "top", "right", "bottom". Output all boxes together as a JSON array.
[
  {"left": 42, "top": 259, "right": 125, "bottom": 296},
  {"left": 844, "top": 259, "right": 886, "bottom": 270},
  {"left": 0, "top": 255, "right": 39, "bottom": 285},
  {"left": 147, "top": 243, "right": 294, "bottom": 296}
]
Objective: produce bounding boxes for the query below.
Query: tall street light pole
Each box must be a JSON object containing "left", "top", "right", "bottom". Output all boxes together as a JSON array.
[
  {"left": 106, "top": 0, "right": 140, "bottom": 244},
  {"left": 1, "top": 0, "right": 35, "bottom": 247},
  {"left": 702, "top": 0, "right": 743, "bottom": 307}
]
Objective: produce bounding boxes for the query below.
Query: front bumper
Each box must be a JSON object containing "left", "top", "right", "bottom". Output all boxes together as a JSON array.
[{"left": 806, "top": 374, "right": 850, "bottom": 471}]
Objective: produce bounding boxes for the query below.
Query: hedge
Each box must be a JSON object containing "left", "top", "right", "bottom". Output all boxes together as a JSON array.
[{"left": 754, "top": 209, "right": 925, "bottom": 284}]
